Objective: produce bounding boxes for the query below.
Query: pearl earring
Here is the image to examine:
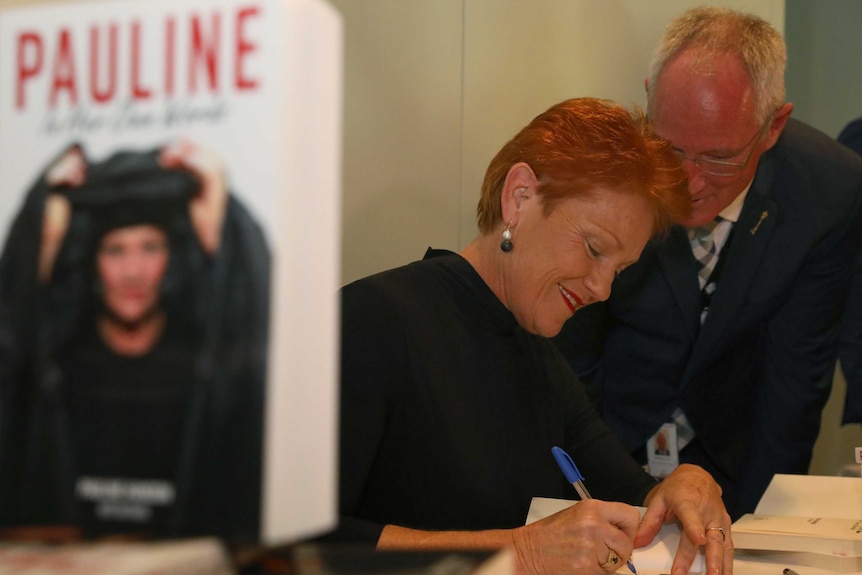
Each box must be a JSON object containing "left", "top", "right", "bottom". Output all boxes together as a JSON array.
[{"left": 500, "top": 223, "right": 513, "bottom": 252}]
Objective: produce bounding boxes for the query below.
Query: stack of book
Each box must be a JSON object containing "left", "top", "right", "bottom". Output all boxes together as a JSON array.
[{"left": 732, "top": 474, "right": 862, "bottom": 572}]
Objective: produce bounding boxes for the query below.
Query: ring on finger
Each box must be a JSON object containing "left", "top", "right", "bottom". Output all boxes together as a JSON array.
[
  {"left": 705, "top": 526, "right": 726, "bottom": 542},
  {"left": 600, "top": 548, "right": 622, "bottom": 570}
]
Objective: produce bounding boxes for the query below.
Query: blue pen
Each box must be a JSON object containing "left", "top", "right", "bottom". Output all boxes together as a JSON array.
[{"left": 552, "top": 446, "right": 639, "bottom": 575}]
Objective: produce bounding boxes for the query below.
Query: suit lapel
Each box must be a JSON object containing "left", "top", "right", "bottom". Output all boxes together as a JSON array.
[
  {"left": 684, "top": 155, "right": 778, "bottom": 380},
  {"left": 656, "top": 226, "right": 702, "bottom": 343}
]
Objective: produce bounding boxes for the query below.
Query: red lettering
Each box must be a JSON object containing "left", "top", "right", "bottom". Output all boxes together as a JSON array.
[
  {"left": 130, "top": 20, "right": 152, "bottom": 100},
  {"left": 49, "top": 28, "right": 77, "bottom": 107},
  {"left": 189, "top": 13, "right": 220, "bottom": 94},
  {"left": 15, "top": 7, "right": 262, "bottom": 109},
  {"left": 15, "top": 31, "right": 42, "bottom": 109},
  {"left": 89, "top": 24, "right": 117, "bottom": 104},
  {"left": 165, "top": 17, "right": 176, "bottom": 97},
  {"left": 234, "top": 6, "right": 259, "bottom": 91}
]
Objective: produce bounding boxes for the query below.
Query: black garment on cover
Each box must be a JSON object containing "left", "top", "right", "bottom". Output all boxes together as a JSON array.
[
  {"left": 62, "top": 318, "right": 194, "bottom": 537},
  {"left": 0, "top": 145, "right": 270, "bottom": 545}
]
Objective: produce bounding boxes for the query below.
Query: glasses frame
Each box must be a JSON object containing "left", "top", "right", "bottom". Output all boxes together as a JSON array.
[{"left": 674, "top": 114, "right": 774, "bottom": 177}]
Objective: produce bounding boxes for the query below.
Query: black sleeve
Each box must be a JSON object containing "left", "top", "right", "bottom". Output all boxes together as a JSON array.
[
  {"left": 320, "top": 279, "right": 408, "bottom": 544},
  {"left": 0, "top": 151, "right": 67, "bottom": 525},
  {"left": 551, "top": 346, "right": 657, "bottom": 505}
]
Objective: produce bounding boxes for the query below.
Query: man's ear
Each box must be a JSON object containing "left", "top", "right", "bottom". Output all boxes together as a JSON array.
[
  {"left": 500, "top": 162, "right": 537, "bottom": 225},
  {"left": 763, "top": 102, "right": 794, "bottom": 149}
]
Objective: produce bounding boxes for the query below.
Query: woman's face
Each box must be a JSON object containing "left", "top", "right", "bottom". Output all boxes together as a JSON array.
[
  {"left": 503, "top": 187, "right": 653, "bottom": 337},
  {"left": 97, "top": 224, "right": 170, "bottom": 325}
]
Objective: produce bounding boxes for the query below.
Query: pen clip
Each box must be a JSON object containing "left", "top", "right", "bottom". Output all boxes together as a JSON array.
[{"left": 551, "top": 446, "right": 585, "bottom": 484}]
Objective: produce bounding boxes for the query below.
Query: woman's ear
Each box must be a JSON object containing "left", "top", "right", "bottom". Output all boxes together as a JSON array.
[{"left": 500, "top": 162, "right": 537, "bottom": 224}]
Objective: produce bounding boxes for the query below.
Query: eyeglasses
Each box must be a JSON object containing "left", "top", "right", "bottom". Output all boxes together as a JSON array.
[{"left": 672, "top": 115, "right": 773, "bottom": 177}]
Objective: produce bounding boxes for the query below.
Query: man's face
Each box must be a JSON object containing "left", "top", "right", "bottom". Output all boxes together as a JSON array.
[
  {"left": 97, "top": 224, "right": 169, "bottom": 326},
  {"left": 650, "top": 51, "right": 774, "bottom": 228}
]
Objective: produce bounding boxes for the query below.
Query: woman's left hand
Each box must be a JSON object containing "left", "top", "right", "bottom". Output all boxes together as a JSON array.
[
  {"left": 159, "top": 139, "right": 228, "bottom": 256},
  {"left": 637, "top": 464, "right": 733, "bottom": 575}
]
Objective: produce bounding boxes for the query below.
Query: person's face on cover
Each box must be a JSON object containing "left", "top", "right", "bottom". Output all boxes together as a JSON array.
[
  {"left": 503, "top": 185, "right": 653, "bottom": 338},
  {"left": 656, "top": 431, "right": 668, "bottom": 451},
  {"left": 97, "top": 224, "right": 169, "bottom": 325}
]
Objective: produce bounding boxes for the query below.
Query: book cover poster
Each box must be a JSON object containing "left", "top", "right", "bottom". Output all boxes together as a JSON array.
[{"left": 0, "top": 0, "right": 341, "bottom": 545}]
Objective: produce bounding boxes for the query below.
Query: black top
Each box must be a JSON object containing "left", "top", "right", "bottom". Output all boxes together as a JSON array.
[
  {"left": 62, "top": 319, "right": 194, "bottom": 537},
  {"left": 333, "top": 249, "right": 657, "bottom": 543}
]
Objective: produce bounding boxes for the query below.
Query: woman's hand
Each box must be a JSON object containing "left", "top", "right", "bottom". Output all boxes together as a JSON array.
[
  {"left": 159, "top": 139, "right": 228, "bottom": 256},
  {"left": 39, "top": 146, "right": 85, "bottom": 283},
  {"left": 45, "top": 146, "right": 86, "bottom": 188},
  {"left": 638, "top": 464, "right": 733, "bottom": 575},
  {"left": 378, "top": 499, "right": 641, "bottom": 575},
  {"left": 513, "top": 499, "right": 641, "bottom": 575}
]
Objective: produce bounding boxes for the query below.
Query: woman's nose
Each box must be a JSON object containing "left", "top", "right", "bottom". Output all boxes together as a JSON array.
[{"left": 584, "top": 265, "right": 614, "bottom": 303}]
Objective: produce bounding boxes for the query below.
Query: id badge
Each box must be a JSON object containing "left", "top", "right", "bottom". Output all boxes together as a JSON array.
[{"left": 646, "top": 423, "right": 679, "bottom": 478}]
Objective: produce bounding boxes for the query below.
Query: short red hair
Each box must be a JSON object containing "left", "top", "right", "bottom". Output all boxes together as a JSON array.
[{"left": 477, "top": 97, "right": 690, "bottom": 235}]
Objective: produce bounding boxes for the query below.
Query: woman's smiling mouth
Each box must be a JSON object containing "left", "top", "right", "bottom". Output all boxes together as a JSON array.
[{"left": 558, "top": 284, "right": 584, "bottom": 314}]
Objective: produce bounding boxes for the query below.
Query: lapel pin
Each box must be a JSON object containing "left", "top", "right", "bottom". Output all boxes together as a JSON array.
[{"left": 750, "top": 210, "right": 768, "bottom": 235}]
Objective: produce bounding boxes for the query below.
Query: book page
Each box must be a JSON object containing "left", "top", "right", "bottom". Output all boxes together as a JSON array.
[
  {"left": 736, "top": 475, "right": 862, "bottom": 573},
  {"left": 755, "top": 474, "right": 862, "bottom": 519},
  {"left": 733, "top": 514, "right": 862, "bottom": 555}
]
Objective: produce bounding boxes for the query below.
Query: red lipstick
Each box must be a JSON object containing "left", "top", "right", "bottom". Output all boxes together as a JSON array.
[{"left": 558, "top": 284, "right": 583, "bottom": 314}]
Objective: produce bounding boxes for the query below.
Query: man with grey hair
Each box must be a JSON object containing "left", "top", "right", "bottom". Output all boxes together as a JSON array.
[{"left": 556, "top": 6, "right": 862, "bottom": 517}]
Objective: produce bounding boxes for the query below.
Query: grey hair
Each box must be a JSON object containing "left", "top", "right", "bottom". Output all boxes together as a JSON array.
[{"left": 647, "top": 6, "right": 786, "bottom": 123}]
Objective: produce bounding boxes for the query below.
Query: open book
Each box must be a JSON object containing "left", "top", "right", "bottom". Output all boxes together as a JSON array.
[
  {"left": 526, "top": 497, "right": 706, "bottom": 575},
  {"left": 731, "top": 474, "right": 862, "bottom": 572}
]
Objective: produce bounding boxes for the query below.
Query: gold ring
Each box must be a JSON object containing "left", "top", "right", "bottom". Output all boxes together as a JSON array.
[
  {"left": 600, "top": 548, "right": 621, "bottom": 570},
  {"left": 705, "top": 526, "right": 726, "bottom": 542}
]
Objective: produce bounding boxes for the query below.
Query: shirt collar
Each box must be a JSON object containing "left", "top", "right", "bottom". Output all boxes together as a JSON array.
[{"left": 717, "top": 181, "right": 751, "bottom": 224}]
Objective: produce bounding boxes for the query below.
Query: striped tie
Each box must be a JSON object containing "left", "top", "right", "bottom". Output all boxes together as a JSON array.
[
  {"left": 662, "top": 218, "right": 731, "bottom": 456},
  {"left": 690, "top": 217, "right": 733, "bottom": 324},
  {"left": 689, "top": 217, "right": 722, "bottom": 290}
]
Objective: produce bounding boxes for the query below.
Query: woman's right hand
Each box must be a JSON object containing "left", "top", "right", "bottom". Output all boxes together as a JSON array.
[
  {"left": 45, "top": 146, "right": 86, "bottom": 188},
  {"left": 513, "top": 499, "right": 641, "bottom": 575},
  {"left": 376, "top": 499, "right": 641, "bottom": 575},
  {"left": 39, "top": 147, "right": 85, "bottom": 283}
]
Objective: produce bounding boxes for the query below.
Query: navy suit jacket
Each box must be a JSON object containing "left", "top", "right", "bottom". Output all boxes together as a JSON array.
[
  {"left": 555, "top": 118, "right": 862, "bottom": 517},
  {"left": 837, "top": 117, "right": 862, "bottom": 423}
]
